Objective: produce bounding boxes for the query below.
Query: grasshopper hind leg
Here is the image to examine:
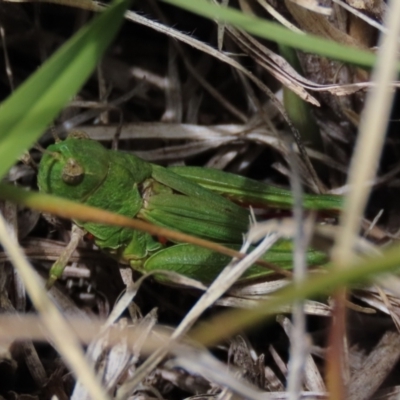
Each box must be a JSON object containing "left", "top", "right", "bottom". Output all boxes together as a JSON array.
[{"left": 141, "top": 241, "right": 329, "bottom": 285}]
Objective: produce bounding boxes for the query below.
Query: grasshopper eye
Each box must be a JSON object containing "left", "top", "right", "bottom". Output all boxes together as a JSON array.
[{"left": 62, "top": 158, "right": 84, "bottom": 185}]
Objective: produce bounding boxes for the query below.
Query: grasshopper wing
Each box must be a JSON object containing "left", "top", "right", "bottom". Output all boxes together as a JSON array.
[
  {"left": 138, "top": 165, "right": 251, "bottom": 243},
  {"left": 169, "top": 166, "right": 343, "bottom": 211}
]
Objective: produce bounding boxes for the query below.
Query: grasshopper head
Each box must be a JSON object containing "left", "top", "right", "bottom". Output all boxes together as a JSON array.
[{"left": 37, "top": 133, "right": 110, "bottom": 201}]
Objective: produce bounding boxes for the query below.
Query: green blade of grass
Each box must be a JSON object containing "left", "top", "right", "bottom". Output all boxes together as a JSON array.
[
  {"left": 0, "top": 0, "right": 130, "bottom": 179},
  {"left": 190, "top": 248, "right": 400, "bottom": 346},
  {"left": 160, "top": 0, "right": 378, "bottom": 68},
  {"left": 0, "top": 2, "right": 130, "bottom": 398}
]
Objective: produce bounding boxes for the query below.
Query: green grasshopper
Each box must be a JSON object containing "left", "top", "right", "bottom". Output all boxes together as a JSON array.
[{"left": 37, "top": 131, "right": 342, "bottom": 284}]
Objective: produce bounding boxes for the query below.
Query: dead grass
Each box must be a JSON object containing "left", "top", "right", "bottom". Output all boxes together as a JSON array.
[{"left": 1, "top": 1, "right": 400, "bottom": 399}]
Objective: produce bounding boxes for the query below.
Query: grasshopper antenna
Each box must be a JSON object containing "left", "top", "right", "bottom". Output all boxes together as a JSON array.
[
  {"left": 34, "top": 143, "right": 46, "bottom": 153},
  {"left": 19, "top": 151, "right": 38, "bottom": 171},
  {"left": 34, "top": 143, "right": 60, "bottom": 161},
  {"left": 50, "top": 126, "right": 61, "bottom": 143}
]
